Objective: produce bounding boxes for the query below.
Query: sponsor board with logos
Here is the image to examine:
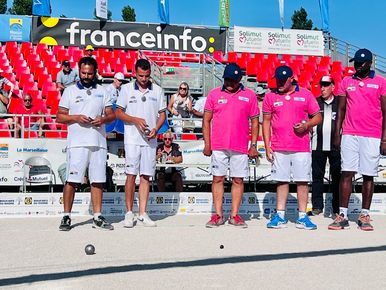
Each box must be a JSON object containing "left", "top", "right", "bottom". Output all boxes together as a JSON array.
[
  {"left": 1, "top": 192, "right": 386, "bottom": 217},
  {"left": 234, "top": 26, "right": 324, "bottom": 56}
]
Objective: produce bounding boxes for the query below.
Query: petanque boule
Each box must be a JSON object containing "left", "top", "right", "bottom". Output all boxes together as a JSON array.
[{"left": 85, "top": 244, "right": 95, "bottom": 255}]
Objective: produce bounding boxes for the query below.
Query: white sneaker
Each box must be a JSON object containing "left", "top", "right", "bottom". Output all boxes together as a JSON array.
[
  {"left": 137, "top": 213, "right": 157, "bottom": 227},
  {"left": 124, "top": 211, "right": 135, "bottom": 228}
]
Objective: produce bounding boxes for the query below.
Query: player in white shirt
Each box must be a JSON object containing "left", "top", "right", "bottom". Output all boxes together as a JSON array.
[
  {"left": 116, "top": 59, "right": 167, "bottom": 227},
  {"left": 57, "top": 57, "right": 115, "bottom": 231}
]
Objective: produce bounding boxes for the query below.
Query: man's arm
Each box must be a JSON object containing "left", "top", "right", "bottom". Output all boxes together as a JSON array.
[
  {"left": 56, "top": 107, "right": 91, "bottom": 125},
  {"left": 202, "top": 110, "right": 213, "bottom": 156},
  {"left": 147, "top": 110, "right": 166, "bottom": 139},
  {"left": 333, "top": 95, "right": 347, "bottom": 149},
  {"left": 0, "top": 92, "right": 8, "bottom": 106},
  {"left": 116, "top": 107, "right": 148, "bottom": 131},
  {"left": 262, "top": 114, "right": 273, "bottom": 162},
  {"left": 248, "top": 117, "right": 259, "bottom": 158},
  {"left": 89, "top": 106, "right": 116, "bottom": 127},
  {"left": 381, "top": 94, "right": 386, "bottom": 155}
]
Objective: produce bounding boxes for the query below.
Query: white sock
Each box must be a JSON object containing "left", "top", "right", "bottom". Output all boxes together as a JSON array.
[
  {"left": 339, "top": 207, "right": 348, "bottom": 218},
  {"left": 361, "top": 209, "right": 370, "bottom": 216},
  {"left": 126, "top": 211, "right": 133, "bottom": 215},
  {"left": 277, "top": 210, "right": 285, "bottom": 219},
  {"left": 298, "top": 211, "right": 307, "bottom": 219},
  {"left": 63, "top": 212, "right": 71, "bottom": 218},
  {"left": 93, "top": 212, "right": 101, "bottom": 220}
]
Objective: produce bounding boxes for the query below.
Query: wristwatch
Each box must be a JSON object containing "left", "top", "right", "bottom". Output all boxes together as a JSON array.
[{"left": 252, "top": 143, "right": 257, "bottom": 148}]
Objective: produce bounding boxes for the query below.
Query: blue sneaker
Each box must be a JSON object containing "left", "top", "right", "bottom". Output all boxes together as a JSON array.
[
  {"left": 267, "top": 213, "right": 288, "bottom": 229},
  {"left": 296, "top": 215, "right": 317, "bottom": 230}
]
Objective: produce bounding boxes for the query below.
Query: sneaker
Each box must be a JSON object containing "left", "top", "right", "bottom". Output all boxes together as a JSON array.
[
  {"left": 228, "top": 215, "right": 248, "bottom": 228},
  {"left": 296, "top": 215, "right": 317, "bottom": 230},
  {"left": 137, "top": 213, "right": 157, "bottom": 227},
  {"left": 328, "top": 214, "right": 350, "bottom": 230},
  {"left": 267, "top": 213, "right": 288, "bottom": 229},
  {"left": 92, "top": 215, "right": 114, "bottom": 230},
  {"left": 357, "top": 214, "right": 374, "bottom": 231},
  {"left": 205, "top": 214, "right": 225, "bottom": 228},
  {"left": 124, "top": 211, "right": 135, "bottom": 228},
  {"left": 59, "top": 215, "right": 71, "bottom": 231}
]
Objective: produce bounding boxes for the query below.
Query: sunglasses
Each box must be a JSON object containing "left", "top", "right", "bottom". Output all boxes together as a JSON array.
[
  {"left": 320, "top": 83, "right": 333, "bottom": 87},
  {"left": 23, "top": 99, "right": 32, "bottom": 102},
  {"left": 179, "top": 87, "right": 187, "bottom": 91},
  {"left": 164, "top": 138, "right": 172, "bottom": 141}
]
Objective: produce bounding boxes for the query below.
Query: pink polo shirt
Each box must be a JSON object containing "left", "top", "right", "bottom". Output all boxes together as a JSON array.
[
  {"left": 263, "top": 87, "right": 320, "bottom": 152},
  {"left": 204, "top": 85, "right": 259, "bottom": 154},
  {"left": 337, "top": 71, "right": 386, "bottom": 139}
]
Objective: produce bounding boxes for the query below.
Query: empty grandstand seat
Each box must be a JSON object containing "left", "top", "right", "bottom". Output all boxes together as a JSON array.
[
  {"left": 181, "top": 134, "right": 197, "bottom": 141},
  {"left": 344, "top": 66, "right": 355, "bottom": 77},
  {"left": 7, "top": 97, "right": 23, "bottom": 114},
  {"left": 227, "top": 52, "right": 238, "bottom": 63},
  {"left": 23, "top": 130, "right": 39, "bottom": 138},
  {"left": 0, "top": 121, "right": 11, "bottom": 138}
]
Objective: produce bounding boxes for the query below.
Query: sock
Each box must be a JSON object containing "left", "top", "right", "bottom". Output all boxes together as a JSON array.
[
  {"left": 277, "top": 210, "right": 285, "bottom": 219},
  {"left": 93, "top": 212, "right": 101, "bottom": 220},
  {"left": 63, "top": 212, "right": 71, "bottom": 218},
  {"left": 298, "top": 211, "right": 307, "bottom": 219},
  {"left": 361, "top": 209, "right": 370, "bottom": 216},
  {"left": 339, "top": 207, "right": 348, "bottom": 218}
]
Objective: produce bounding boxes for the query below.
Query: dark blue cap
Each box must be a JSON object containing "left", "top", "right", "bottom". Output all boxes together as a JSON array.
[
  {"left": 274, "top": 65, "right": 293, "bottom": 80},
  {"left": 349, "top": 48, "right": 373, "bottom": 63},
  {"left": 223, "top": 63, "right": 242, "bottom": 81}
]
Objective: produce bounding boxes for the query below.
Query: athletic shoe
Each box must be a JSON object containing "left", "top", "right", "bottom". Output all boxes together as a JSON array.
[
  {"left": 357, "top": 214, "right": 374, "bottom": 231},
  {"left": 137, "top": 213, "right": 157, "bottom": 227},
  {"left": 228, "top": 215, "right": 248, "bottom": 228},
  {"left": 92, "top": 215, "right": 114, "bottom": 230},
  {"left": 124, "top": 211, "right": 135, "bottom": 228},
  {"left": 296, "top": 215, "right": 317, "bottom": 230},
  {"left": 267, "top": 213, "right": 288, "bottom": 229},
  {"left": 328, "top": 214, "right": 350, "bottom": 230},
  {"left": 59, "top": 215, "right": 71, "bottom": 231},
  {"left": 307, "top": 208, "right": 323, "bottom": 216},
  {"left": 205, "top": 214, "right": 225, "bottom": 228}
]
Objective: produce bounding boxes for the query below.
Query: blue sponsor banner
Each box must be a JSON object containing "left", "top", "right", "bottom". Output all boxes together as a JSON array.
[
  {"left": 158, "top": 0, "right": 170, "bottom": 24},
  {"left": 32, "top": 0, "right": 51, "bottom": 17},
  {"left": 0, "top": 15, "right": 32, "bottom": 42}
]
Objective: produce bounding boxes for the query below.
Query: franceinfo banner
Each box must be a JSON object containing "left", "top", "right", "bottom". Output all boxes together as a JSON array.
[
  {"left": 234, "top": 26, "right": 324, "bottom": 56},
  {"left": 31, "top": 17, "right": 227, "bottom": 53}
]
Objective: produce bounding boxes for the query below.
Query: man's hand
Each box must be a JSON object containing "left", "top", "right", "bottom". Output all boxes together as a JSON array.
[
  {"left": 134, "top": 117, "right": 148, "bottom": 132},
  {"left": 333, "top": 134, "right": 341, "bottom": 150},
  {"left": 203, "top": 144, "right": 212, "bottom": 156},
  {"left": 381, "top": 142, "right": 386, "bottom": 156},
  {"left": 293, "top": 122, "right": 309, "bottom": 134},
  {"left": 248, "top": 145, "right": 258, "bottom": 159},
  {"left": 90, "top": 116, "right": 104, "bottom": 127},
  {"left": 77, "top": 115, "right": 91, "bottom": 124},
  {"left": 265, "top": 147, "right": 274, "bottom": 163},
  {"left": 147, "top": 128, "right": 157, "bottom": 139}
]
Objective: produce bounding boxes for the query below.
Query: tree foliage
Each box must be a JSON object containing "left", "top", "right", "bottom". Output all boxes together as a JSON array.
[
  {"left": 93, "top": 8, "right": 112, "bottom": 21},
  {"left": 291, "top": 7, "right": 313, "bottom": 30},
  {"left": 8, "top": 0, "right": 32, "bottom": 15},
  {"left": 0, "top": 0, "right": 7, "bottom": 14},
  {"left": 122, "top": 5, "right": 136, "bottom": 22}
]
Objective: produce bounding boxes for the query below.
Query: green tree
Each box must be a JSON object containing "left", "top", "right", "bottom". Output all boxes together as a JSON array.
[
  {"left": 122, "top": 5, "right": 136, "bottom": 22},
  {"left": 93, "top": 8, "right": 112, "bottom": 20},
  {"left": 291, "top": 7, "right": 313, "bottom": 30},
  {"left": 0, "top": 0, "right": 7, "bottom": 14},
  {"left": 8, "top": 0, "right": 32, "bottom": 15}
]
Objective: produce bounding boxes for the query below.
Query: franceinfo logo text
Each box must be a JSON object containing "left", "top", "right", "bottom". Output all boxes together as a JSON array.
[{"left": 66, "top": 22, "right": 208, "bottom": 52}]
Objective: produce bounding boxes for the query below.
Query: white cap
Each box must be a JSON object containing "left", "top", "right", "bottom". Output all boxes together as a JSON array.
[
  {"left": 320, "top": 75, "right": 334, "bottom": 84},
  {"left": 114, "top": 72, "right": 125, "bottom": 81}
]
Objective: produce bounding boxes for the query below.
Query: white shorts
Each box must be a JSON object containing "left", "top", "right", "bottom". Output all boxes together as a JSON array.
[
  {"left": 271, "top": 151, "right": 311, "bottom": 182},
  {"left": 211, "top": 150, "right": 249, "bottom": 178},
  {"left": 124, "top": 144, "right": 156, "bottom": 176},
  {"left": 66, "top": 147, "right": 106, "bottom": 184},
  {"left": 341, "top": 135, "right": 380, "bottom": 176}
]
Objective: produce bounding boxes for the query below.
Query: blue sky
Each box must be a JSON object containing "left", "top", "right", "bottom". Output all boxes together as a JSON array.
[{"left": 6, "top": 0, "right": 386, "bottom": 56}]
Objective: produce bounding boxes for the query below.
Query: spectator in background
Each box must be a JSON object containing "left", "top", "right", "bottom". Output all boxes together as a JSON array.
[
  {"left": 116, "top": 59, "right": 167, "bottom": 228},
  {"left": 310, "top": 76, "right": 341, "bottom": 216},
  {"left": 0, "top": 69, "right": 15, "bottom": 117},
  {"left": 155, "top": 131, "right": 183, "bottom": 192},
  {"left": 106, "top": 72, "right": 125, "bottom": 103},
  {"left": 203, "top": 63, "right": 259, "bottom": 228},
  {"left": 262, "top": 65, "right": 322, "bottom": 230},
  {"left": 168, "top": 81, "right": 192, "bottom": 134},
  {"left": 256, "top": 85, "right": 267, "bottom": 125},
  {"left": 85, "top": 45, "right": 95, "bottom": 58},
  {"left": 56, "top": 56, "right": 115, "bottom": 231},
  {"left": 56, "top": 60, "right": 78, "bottom": 94},
  {"left": 329, "top": 48, "right": 386, "bottom": 231},
  {"left": 192, "top": 96, "right": 207, "bottom": 139},
  {"left": 14, "top": 93, "right": 44, "bottom": 138}
]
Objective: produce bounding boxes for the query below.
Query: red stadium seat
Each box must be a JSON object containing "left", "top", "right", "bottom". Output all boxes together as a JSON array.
[
  {"left": 0, "top": 121, "right": 11, "bottom": 138},
  {"left": 227, "top": 52, "right": 238, "bottom": 63}
]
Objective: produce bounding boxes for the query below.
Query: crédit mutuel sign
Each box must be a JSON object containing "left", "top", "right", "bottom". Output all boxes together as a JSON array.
[{"left": 31, "top": 17, "right": 226, "bottom": 53}]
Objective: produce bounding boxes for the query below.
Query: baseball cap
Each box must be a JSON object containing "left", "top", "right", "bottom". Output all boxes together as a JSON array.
[
  {"left": 319, "top": 75, "right": 335, "bottom": 85},
  {"left": 223, "top": 63, "right": 242, "bottom": 81},
  {"left": 62, "top": 60, "right": 70, "bottom": 66},
  {"left": 114, "top": 72, "right": 125, "bottom": 81},
  {"left": 349, "top": 48, "right": 372, "bottom": 63},
  {"left": 86, "top": 45, "right": 94, "bottom": 51},
  {"left": 274, "top": 65, "right": 293, "bottom": 80}
]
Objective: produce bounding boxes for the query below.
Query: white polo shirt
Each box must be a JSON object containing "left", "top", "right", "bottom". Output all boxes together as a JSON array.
[
  {"left": 116, "top": 81, "right": 166, "bottom": 146},
  {"left": 193, "top": 96, "right": 207, "bottom": 128},
  {"left": 105, "top": 83, "right": 120, "bottom": 103},
  {"left": 59, "top": 81, "right": 112, "bottom": 149}
]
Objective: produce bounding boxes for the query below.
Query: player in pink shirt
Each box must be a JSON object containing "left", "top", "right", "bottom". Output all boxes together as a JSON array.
[
  {"left": 329, "top": 49, "right": 386, "bottom": 231},
  {"left": 262, "top": 65, "right": 322, "bottom": 230},
  {"left": 203, "top": 63, "right": 259, "bottom": 228}
]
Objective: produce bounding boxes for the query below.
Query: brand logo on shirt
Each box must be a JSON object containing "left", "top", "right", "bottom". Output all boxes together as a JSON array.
[
  {"left": 218, "top": 97, "right": 227, "bottom": 104},
  {"left": 294, "top": 97, "right": 305, "bottom": 101},
  {"left": 347, "top": 85, "right": 356, "bottom": 91},
  {"left": 149, "top": 97, "right": 157, "bottom": 102},
  {"left": 130, "top": 96, "right": 136, "bottom": 99},
  {"left": 367, "top": 84, "right": 379, "bottom": 89},
  {"left": 238, "top": 96, "right": 249, "bottom": 102},
  {"left": 95, "top": 94, "right": 103, "bottom": 98},
  {"left": 332, "top": 112, "right": 337, "bottom": 120},
  {"left": 75, "top": 96, "right": 84, "bottom": 103},
  {"left": 274, "top": 101, "right": 283, "bottom": 107},
  {"left": 129, "top": 100, "right": 137, "bottom": 103}
]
